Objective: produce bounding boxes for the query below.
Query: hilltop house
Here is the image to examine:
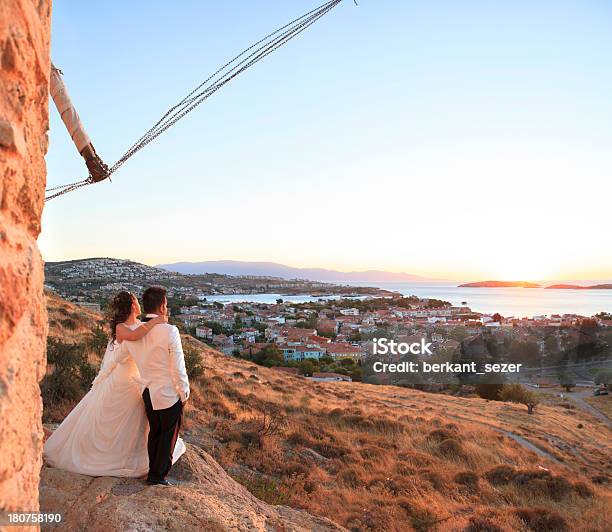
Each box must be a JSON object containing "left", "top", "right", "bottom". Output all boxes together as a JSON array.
[{"left": 195, "top": 326, "right": 213, "bottom": 340}]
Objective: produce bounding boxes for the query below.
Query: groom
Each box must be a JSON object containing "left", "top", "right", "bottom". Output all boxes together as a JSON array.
[{"left": 123, "top": 286, "right": 190, "bottom": 486}]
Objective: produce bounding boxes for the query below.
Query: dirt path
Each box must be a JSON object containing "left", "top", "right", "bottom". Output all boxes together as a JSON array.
[
  {"left": 378, "top": 398, "right": 565, "bottom": 466},
  {"left": 568, "top": 391, "right": 612, "bottom": 428}
]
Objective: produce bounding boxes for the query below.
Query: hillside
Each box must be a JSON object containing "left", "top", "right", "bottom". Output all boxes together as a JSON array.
[
  {"left": 43, "top": 295, "right": 612, "bottom": 531},
  {"left": 157, "top": 260, "right": 443, "bottom": 282}
]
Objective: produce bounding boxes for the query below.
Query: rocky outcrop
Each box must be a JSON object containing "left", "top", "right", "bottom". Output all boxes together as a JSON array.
[
  {"left": 40, "top": 444, "right": 346, "bottom": 531},
  {"left": 0, "top": 0, "right": 51, "bottom": 512}
]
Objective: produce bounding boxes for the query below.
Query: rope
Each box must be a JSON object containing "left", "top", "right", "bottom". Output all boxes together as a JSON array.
[{"left": 45, "top": 0, "right": 344, "bottom": 202}]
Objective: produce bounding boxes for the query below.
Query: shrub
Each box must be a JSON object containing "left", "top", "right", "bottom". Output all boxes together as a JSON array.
[
  {"left": 475, "top": 382, "right": 504, "bottom": 400},
  {"left": 427, "top": 428, "right": 457, "bottom": 442},
  {"left": 498, "top": 384, "right": 539, "bottom": 413},
  {"left": 514, "top": 507, "right": 568, "bottom": 532},
  {"left": 437, "top": 438, "right": 466, "bottom": 459},
  {"left": 60, "top": 317, "right": 78, "bottom": 330},
  {"left": 454, "top": 471, "right": 480, "bottom": 492},
  {"left": 484, "top": 465, "right": 516, "bottom": 485},
  {"left": 463, "top": 516, "right": 502, "bottom": 532},
  {"left": 232, "top": 473, "right": 289, "bottom": 505},
  {"left": 398, "top": 500, "right": 438, "bottom": 532},
  {"left": 42, "top": 338, "right": 97, "bottom": 409},
  {"left": 338, "top": 467, "right": 363, "bottom": 488},
  {"left": 184, "top": 344, "right": 205, "bottom": 378},
  {"left": 573, "top": 481, "right": 594, "bottom": 498}
]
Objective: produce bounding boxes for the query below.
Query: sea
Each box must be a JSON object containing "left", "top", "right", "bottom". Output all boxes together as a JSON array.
[{"left": 202, "top": 282, "right": 612, "bottom": 318}]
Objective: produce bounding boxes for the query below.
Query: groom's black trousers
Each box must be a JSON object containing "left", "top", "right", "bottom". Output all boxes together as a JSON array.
[{"left": 142, "top": 388, "right": 183, "bottom": 482}]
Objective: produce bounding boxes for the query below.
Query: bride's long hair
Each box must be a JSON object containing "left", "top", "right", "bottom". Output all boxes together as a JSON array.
[{"left": 106, "top": 291, "right": 134, "bottom": 343}]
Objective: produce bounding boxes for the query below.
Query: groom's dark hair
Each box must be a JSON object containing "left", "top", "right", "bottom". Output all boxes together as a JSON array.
[{"left": 142, "top": 285, "right": 167, "bottom": 314}]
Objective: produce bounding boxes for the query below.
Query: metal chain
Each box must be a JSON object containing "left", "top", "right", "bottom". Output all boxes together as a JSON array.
[{"left": 45, "top": 0, "right": 343, "bottom": 202}]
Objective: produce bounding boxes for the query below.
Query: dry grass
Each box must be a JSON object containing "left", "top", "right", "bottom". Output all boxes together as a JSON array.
[
  {"left": 46, "top": 290, "right": 104, "bottom": 342},
  {"left": 46, "top": 296, "right": 612, "bottom": 531},
  {"left": 179, "top": 345, "right": 611, "bottom": 531},
  {"left": 585, "top": 395, "right": 612, "bottom": 419}
]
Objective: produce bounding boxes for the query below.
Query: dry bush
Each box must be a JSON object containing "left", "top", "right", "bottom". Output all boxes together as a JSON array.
[
  {"left": 572, "top": 480, "right": 594, "bottom": 498},
  {"left": 454, "top": 470, "right": 480, "bottom": 493},
  {"left": 427, "top": 428, "right": 458, "bottom": 442},
  {"left": 397, "top": 499, "right": 438, "bottom": 532},
  {"left": 419, "top": 469, "right": 446, "bottom": 492},
  {"left": 463, "top": 516, "right": 502, "bottom": 532},
  {"left": 484, "top": 464, "right": 516, "bottom": 485},
  {"left": 231, "top": 472, "right": 290, "bottom": 505},
  {"left": 514, "top": 507, "right": 568, "bottom": 532},
  {"left": 206, "top": 399, "right": 236, "bottom": 420},
  {"left": 437, "top": 438, "right": 466, "bottom": 460},
  {"left": 338, "top": 467, "right": 366, "bottom": 488}
]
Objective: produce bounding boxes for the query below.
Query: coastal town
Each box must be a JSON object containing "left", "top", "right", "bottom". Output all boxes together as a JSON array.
[
  {"left": 44, "top": 257, "right": 392, "bottom": 303},
  {"left": 45, "top": 258, "right": 612, "bottom": 383},
  {"left": 174, "top": 295, "right": 611, "bottom": 380}
]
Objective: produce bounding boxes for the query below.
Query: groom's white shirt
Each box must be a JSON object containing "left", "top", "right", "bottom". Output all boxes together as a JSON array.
[{"left": 123, "top": 314, "right": 190, "bottom": 410}]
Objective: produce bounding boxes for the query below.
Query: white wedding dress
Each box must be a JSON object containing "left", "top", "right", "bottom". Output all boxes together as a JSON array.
[{"left": 44, "top": 321, "right": 186, "bottom": 477}]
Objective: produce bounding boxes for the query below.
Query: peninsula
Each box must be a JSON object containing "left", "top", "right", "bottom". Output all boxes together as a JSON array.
[
  {"left": 458, "top": 281, "right": 541, "bottom": 288},
  {"left": 546, "top": 284, "right": 612, "bottom": 290}
]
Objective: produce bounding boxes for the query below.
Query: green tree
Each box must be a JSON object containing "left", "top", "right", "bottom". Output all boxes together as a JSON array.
[
  {"left": 296, "top": 359, "right": 317, "bottom": 376},
  {"left": 499, "top": 383, "right": 539, "bottom": 414},
  {"left": 252, "top": 345, "right": 284, "bottom": 367},
  {"left": 558, "top": 371, "right": 576, "bottom": 392},
  {"left": 184, "top": 344, "right": 205, "bottom": 378},
  {"left": 204, "top": 321, "right": 224, "bottom": 335}
]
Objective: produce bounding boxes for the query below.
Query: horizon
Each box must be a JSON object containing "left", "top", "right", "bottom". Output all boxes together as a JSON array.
[
  {"left": 40, "top": 1, "right": 612, "bottom": 280},
  {"left": 43, "top": 255, "right": 612, "bottom": 285}
]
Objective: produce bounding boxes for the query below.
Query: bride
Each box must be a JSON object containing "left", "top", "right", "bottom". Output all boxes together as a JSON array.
[{"left": 44, "top": 291, "right": 186, "bottom": 477}]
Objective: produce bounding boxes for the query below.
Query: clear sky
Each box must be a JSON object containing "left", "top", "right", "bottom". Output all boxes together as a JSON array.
[{"left": 41, "top": 0, "right": 612, "bottom": 281}]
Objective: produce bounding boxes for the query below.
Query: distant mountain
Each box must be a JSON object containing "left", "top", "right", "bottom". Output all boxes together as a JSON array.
[
  {"left": 156, "top": 260, "right": 441, "bottom": 283},
  {"left": 458, "top": 281, "right": 541, "bottom": 288},
  {"left": 546, "top": 284, "right": 612, "bottom": 290}
]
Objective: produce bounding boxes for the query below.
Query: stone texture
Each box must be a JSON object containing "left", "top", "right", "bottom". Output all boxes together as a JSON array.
[
  {"left": 0, "top": 0, "right": 51, "bottom": 515},
  {"left": 40, "top": 444, "right": 346, "bottom": 532}
]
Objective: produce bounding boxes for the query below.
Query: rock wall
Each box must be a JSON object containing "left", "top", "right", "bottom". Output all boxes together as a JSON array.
[{"left": 0, "top": 0, "right": 51, "bottom": 513}]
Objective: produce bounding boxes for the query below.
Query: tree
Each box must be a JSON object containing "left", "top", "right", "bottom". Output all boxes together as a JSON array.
[
  {"left": 184, "top": 344, "right": 204, "bottom": 378},
  {"left": 252, "top": 345, "right": 284, "bottom": 367},
  {"left": 296, "top": 359, "right": 316, "bottom": 376},
  {"left": 499, "top": 384, "right": 539, "bottom": 414},
  {"left": 558, "top": 371, "right": 576, "bottom": 392},
  {"left": 204, "top": 321, "right": 224, "bottom": 335}
]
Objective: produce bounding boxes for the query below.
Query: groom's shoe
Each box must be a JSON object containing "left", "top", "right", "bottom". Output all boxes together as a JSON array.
[{"left": 146, "top": 479, "right": 174, "bottom": 486}]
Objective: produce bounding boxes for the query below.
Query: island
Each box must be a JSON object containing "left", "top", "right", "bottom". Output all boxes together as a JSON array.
[
  {"left": 545, "top": 284, "right": 612, "bottom": 290},
  {"left": 458, "top": 281, "right": 541, "bottom": 288}
]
